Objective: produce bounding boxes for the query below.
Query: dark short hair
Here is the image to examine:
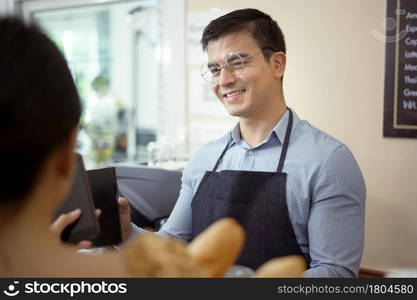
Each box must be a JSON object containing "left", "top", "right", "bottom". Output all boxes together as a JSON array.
[
  {"left": 0, "top": 17, "right": 81, "bottom": 203},
  {"left": 201, "top": 8, "right": 286, "bottom": 60}
]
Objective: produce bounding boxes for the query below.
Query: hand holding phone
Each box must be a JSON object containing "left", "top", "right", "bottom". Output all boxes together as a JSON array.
[
  {"left": 50, "top": 208, "right": 93, "bottom": 249},
  {"left": 53, "top": 154, "right": 100, "bottom": 243}
]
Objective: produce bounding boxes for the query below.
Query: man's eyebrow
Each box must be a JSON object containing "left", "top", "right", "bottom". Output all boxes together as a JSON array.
[
  {"left": 207, "top": 52, "right": 251, "bottom": 67},
  {"left": 237, "top": 53, "right": 250, "bottom": 58}
]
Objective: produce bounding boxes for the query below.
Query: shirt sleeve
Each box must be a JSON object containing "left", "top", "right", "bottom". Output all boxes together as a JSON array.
[
  {"left": 156, "top": 162, "right": 195, "bottom": 242},
  {"left": 303, "top": 145, "right": 366, "bottom": 278},
  {"left": 128, "top": 157, "right": 197, "bottom": 243}
]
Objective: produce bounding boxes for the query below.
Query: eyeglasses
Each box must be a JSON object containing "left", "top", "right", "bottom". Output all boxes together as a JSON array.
[{"left": 201, "top": 47, "right": 277, "bottom": 84}]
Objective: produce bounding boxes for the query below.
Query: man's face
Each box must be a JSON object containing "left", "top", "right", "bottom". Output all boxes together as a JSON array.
[{"left": 207, "top": 31, "right": 282, "bottom": 119}]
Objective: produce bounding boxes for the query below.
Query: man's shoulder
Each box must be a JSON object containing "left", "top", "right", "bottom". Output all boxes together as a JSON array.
[
  {"left": 296, "top": 120, "right": 344, "bottom": 149},
  {"left": 293, "top": 118, "right": 349, "bottom": 160},
  {"left": 290, "top": 118, "right": 364, "bottom": 187}
]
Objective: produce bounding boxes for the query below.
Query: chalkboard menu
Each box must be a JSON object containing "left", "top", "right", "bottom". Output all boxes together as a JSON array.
[{"left": 384, "top": 0, "right": 417, "bottom": 138}]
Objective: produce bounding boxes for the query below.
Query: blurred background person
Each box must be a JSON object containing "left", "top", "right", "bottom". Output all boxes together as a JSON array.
[{"left": 84, "top": 75, "right": 127, "bottom": 167}]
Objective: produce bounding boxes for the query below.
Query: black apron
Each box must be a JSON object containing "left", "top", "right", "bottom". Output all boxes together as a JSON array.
[{"left": 191, "top": 109, "right": 306, "bottom": 270}]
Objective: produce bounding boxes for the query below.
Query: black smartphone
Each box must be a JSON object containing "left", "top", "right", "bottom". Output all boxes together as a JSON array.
[
  {"left": 53, "top": 153, "right": 100, "bottom": 243},
  {"left": 87, "top": 167, "right": 122, "bottom": 246}
]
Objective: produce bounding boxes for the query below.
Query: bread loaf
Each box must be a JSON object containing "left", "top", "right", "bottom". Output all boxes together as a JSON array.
[
  {"left": 186, "top": 218, "right": 245, "bottom": 277},
  {"left": 255, "top": 255, "right": 307, "bottom": 278},
  {"left": 122, "top": 233, "right": 209, "bottom": 277}
]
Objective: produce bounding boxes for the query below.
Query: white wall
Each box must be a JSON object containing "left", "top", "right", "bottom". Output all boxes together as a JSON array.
[
  {"left": 0, "top": 0, "right": 13, "bottom": 15},
  {"left": 187, "top": 0, "right": 417, "bottom": 270}
]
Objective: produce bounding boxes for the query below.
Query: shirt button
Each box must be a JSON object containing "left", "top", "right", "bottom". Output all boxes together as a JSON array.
[{"left": 248, "top": 151, "right": 254, "bottom": 156}]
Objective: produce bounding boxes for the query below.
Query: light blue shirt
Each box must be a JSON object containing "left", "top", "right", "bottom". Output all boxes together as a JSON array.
[{"left": 132, "top": 108, "right": 366, "bottom": 278}]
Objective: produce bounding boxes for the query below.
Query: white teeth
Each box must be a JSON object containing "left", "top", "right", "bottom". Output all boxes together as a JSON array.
[{"left": 226, "top": 90, "right": 245, "bottom": 97}]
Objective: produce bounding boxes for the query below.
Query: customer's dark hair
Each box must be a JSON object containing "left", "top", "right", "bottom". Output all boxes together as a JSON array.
[
  {"left": 201, "top": 8, "right": 286, "bottom": 60},
  {"left": 0, "top": 17, "right": 81, "bottom": 203}
]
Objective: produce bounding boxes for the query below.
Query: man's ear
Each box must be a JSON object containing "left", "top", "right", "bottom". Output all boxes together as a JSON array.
[
  {"left": 270, "top": 52, "right": 286, "bottom": 79},
  {"left": 54, "top": 127, "right": 78, "bottom": 179}
]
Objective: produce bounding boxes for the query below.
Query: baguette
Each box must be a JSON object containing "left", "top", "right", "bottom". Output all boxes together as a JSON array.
[
  {"left": 186, "top": 218, "right": 245, "bottom": 277},
  {"left": 122, "top": 233, "right": 209, "bottom": 277},
  {"left": 254, "top": 255, "right": 307, "bottom": 278}
]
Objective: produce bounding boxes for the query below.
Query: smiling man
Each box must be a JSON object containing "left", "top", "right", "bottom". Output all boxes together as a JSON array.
[{"left": 131, "top": 8, "right": 366, "bottom": 277}]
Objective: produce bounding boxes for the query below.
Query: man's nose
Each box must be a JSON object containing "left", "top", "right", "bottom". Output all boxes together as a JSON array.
[{"left": 218, "top": 67, "right": 236, "bottom": 87}]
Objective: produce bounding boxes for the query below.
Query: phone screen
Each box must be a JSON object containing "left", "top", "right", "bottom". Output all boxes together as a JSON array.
[
  {"left": 53, "top": 153, "right": 100, "bottom": 243},
  {"left": 87, "top": 167, "right": 122, "bottom": 246}
]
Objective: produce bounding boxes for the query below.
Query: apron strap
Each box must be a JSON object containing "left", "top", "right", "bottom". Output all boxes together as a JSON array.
[
  {"left": 212, "top": 139, "right": 230, "bottom": 172},
  {"left": 276, "top": 108, "right": 293, "bottom": 173}
]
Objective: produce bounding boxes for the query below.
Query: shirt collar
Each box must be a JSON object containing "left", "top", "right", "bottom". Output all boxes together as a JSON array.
[
  {"left": 227, "top": 108, "right": 299, "bottom": 146},
  {"left": 230, "top": 123, "right": 241, "bottom": 145}
]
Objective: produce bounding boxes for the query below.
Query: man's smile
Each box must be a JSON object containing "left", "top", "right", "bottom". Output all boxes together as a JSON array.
[{"left": 221, "top": 89, "right": 246, "bottom": 102}]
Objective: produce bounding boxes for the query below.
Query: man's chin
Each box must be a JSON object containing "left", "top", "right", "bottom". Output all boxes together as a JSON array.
[
  {"left": 229, "top": 112, "right": 241, "bottom": 117},
  {"left": 222, "top": 103, "right": 242, "bottom": 117},
  {"left": 224, "top": 107, "right": 241, "bottom": 117}
]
